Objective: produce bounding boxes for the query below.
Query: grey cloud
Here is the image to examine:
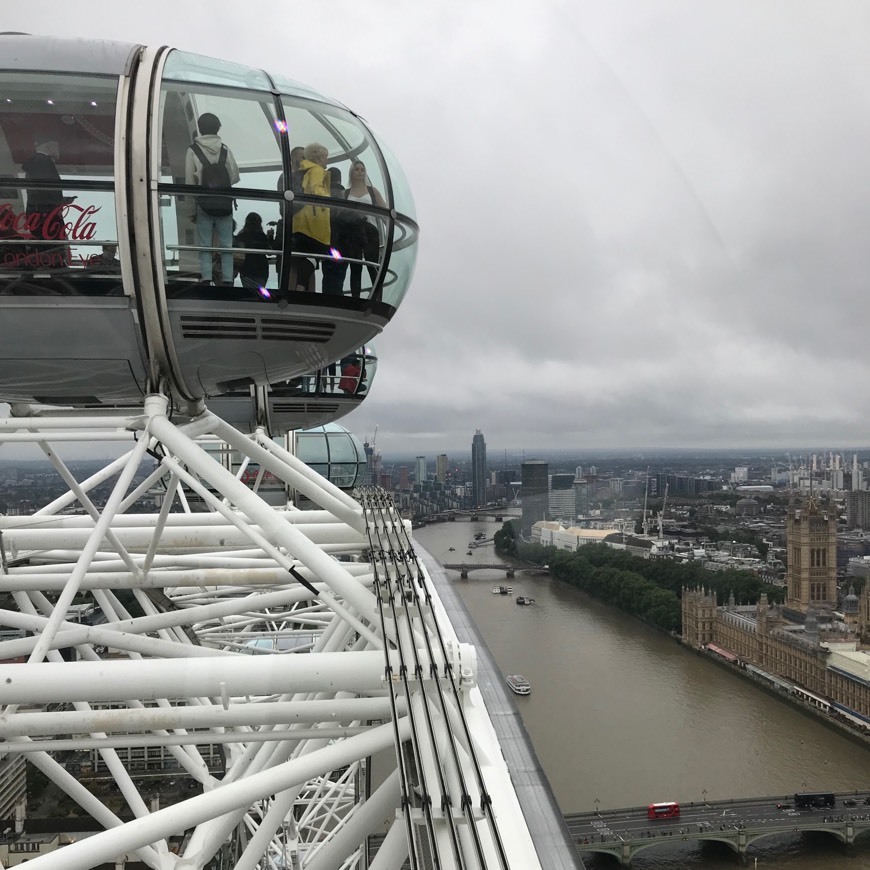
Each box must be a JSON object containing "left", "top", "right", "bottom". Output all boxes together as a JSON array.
[{"left": 4, "top": 1, "right": 870, "bottom": 455}]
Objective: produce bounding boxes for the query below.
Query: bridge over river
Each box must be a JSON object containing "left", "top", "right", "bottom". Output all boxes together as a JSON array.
[
  {"left": 441, "top": 563, "right": 551, "bottom": 579},
  {"left": 442, "top": 562, "right": 515, "bottom": 577},
  {"left": 564, "top": 791, "right": 870, "bottom": 866}
]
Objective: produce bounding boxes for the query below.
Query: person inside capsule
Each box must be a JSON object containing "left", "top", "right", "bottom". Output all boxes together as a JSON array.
[
  {"left": 289, "top": 142, "right": 331, "bottom": 294},
  {"left": 22, "top": 134, "right": 75, "bottom": 270},
  {"left": 184, "top": 112, "right": 240, "bottom": 286}
]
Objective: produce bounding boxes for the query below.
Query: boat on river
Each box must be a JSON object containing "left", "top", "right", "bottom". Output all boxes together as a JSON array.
[
  {"left": 515, "top": 596, "right": 535, "bottom": 606},
  {"left": 506, "top": 674, "right": 531, "bottom": 695},
  {"left": 491, "top": 585, "right": 513, "bottom": 595}
]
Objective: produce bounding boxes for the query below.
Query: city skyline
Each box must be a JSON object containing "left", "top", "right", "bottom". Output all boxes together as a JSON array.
[
  {"left": 2, "top": 4, "right": 870, "bottom": 455},
  {"left": 367, "top": 444, "right": 870, "bottom": 468}
]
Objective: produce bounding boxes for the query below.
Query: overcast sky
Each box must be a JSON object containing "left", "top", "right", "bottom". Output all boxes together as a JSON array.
[{"left": 5, "top": 1, "right": 870, "bottom": 458}]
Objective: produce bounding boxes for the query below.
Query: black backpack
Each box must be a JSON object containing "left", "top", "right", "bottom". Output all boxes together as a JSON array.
[
  {"left": 288, "top": 167, "right": 305, "bottom": 216},
  {"left": 191, "top": 142, "right": 234, "bottom": 216}
]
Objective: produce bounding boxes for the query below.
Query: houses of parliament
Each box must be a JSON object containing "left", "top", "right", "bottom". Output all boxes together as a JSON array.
[{"left": 682, "top": 496, "right": 870, "bottom": 731}]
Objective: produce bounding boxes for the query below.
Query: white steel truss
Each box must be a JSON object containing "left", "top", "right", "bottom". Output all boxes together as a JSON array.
[{"left": 0, "top": 396, "right": 541, "bottom": 870}]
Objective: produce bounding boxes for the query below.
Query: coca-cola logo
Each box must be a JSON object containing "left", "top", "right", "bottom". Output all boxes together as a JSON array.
[
  {"left": 0, "top": 203, "right": 100, "bottom": 241},
  {"left": 240, "top": 468, "right": 280, "bottom": 486}
]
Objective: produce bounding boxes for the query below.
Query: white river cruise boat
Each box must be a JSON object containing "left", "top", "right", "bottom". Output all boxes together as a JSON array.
[{"left": 506, "top": 674, "right": 531, "bottom": 695}]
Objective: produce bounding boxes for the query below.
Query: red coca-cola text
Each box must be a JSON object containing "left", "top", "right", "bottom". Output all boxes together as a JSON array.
[{"left": 0, "top": 203, "right": 100, "bottom": 241}]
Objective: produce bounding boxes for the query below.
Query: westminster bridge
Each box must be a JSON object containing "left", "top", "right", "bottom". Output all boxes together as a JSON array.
[{"left": 563, "top": 791, "right": 870, "bottom": 866}]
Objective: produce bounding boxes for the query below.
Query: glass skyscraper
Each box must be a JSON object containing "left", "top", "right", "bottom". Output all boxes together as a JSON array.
[
  {"left": 521, "top": 460, "right": 549, "bottom": 536},
  {"left": 471, "top": 429, "right": 487, "bottom": 507}
]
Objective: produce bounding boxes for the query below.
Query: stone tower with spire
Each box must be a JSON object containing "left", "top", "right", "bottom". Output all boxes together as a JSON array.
[
  {"left": 681, "top": 586, "right": 716, "bottom": 649},
  {"left": 786, "top": 496, "right": 837, "bottom": 615}
]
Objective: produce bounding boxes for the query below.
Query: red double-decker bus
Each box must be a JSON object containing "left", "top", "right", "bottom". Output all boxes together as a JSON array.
[{"left": 647, "top": 801, "right": 680, "bottom": 820}]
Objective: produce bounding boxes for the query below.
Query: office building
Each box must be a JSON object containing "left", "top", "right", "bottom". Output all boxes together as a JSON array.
[
  {"left": 415, "top": 456, "right": 426, "bottom": 486},
  {"left": 847, "top": 491, "right": 870, "bottom": 530},
  {"left": 574, "top": 479, "right": 591, "bottom": 515},
  {"left": 549, "top": 473, "right": 576, "bottom": 522},
  {"left": 398, "top": 466, "right": 410, "bottom": 491},
  {"left": 521, "top": 460, "right": 549, "bottom": 536}
]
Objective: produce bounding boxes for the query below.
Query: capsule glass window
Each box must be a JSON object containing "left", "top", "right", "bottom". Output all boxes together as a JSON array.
[
  {"left": 157, "top": 81, "right": 283, "bottom": 291},
  {"left": 381, "top": 218, "right": 418, "bottom": 308},
  {"left": 279, "top": 98, "right": 388, "bottom": 201},
  {"left": 162, "top": 50, "right": 272, "bottom": 91},
  {"left": 0, "top": 73, "right": 119, "bottom": 290},
  {"left": 279, "top": 98, "right": 394, "bottom": 298}
]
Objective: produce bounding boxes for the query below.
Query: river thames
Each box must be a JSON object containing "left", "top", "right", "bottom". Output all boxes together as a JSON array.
[{"left": 413, "top": 515, "right": 870, "bottom": 869}]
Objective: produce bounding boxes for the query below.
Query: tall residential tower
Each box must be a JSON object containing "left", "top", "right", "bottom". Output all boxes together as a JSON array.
[
  {"left": 471, "top": 429, "right": 487, "bottom": 507},
  {"left": 436, "top": 453, "right": 449, "bottom": 484}
]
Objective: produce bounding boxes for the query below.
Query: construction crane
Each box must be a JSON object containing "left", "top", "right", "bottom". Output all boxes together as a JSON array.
[
  {"left": 658, "top": 482, "right": 669, "bottom": 540},
  {"left": 642, "top": 467, "right": 650, "bottom": 537},
  {"left": 363, "top": 425, "right": 379, "bottom": 485}
]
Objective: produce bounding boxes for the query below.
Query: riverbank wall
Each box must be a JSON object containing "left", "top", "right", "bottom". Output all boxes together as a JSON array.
[{"left": 677, "top": 638, "right": 870, "bottom": 751}]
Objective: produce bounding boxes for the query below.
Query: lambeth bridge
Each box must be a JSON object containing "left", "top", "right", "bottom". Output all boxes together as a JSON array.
[
  {"left": 564, "top": 791, "right": 870, "bottom": 866},
  {"left": 442, "top": 562, "right": 516, "bottom": 578},
  {"left": 441, "top": 563, "right": 552, "bottom": 579}
]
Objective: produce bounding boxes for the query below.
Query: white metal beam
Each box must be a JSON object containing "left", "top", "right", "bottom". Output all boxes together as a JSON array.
[{"left": 0, "top": 398, "right": 544, "bottom": 870}]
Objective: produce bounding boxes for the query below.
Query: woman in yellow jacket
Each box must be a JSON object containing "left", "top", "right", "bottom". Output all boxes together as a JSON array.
[{"left": 290, "top": 142, "right": 331, "bottom": 292}]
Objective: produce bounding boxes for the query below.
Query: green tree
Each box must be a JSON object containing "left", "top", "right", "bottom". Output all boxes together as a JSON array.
[{"left": 506, "top": 541, "right": 784, "bottom": 633}]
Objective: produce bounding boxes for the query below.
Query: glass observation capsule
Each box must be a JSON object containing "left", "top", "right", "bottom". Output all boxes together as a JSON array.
[
  {"left": 208, "top": 344, "right": 378, "bottom": 435},
  {"left": 0, "top": 35, "right": 417, "bottom": 406},
  {"left": 291, "top": 423, "right": 369, "bottom": 491}
]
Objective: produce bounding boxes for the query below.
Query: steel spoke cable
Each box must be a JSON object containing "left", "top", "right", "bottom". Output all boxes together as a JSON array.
[
  {"left": 378, "top": 493, "right": 486, "bottom": 868},
  {"left": 390, "top": 519, "right": 490, "bottom": 867},
  {"left": 364, "top": 492, "right": 467, "bottom": 867},
  {"left": 364, "top": 496, "right": 429, "bottom": 870},
  {"left": 385, "top": 566, "right": 464, "bottom": 868},
  {"left": 367, "top": 503, "right": 428, "bottom": 867},
  {"left": 393, "top": 497, "right": 513, "bottom": 870}
]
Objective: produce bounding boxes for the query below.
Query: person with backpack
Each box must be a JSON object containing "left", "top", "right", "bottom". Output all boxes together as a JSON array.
[{"left": 185, "top": 112, "right": 240, "bottom": 285}]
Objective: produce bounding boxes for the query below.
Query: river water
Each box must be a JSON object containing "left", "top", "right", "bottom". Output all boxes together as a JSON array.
[{"left": 413, "top": 515, "right": 870, "bottom": 869}]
